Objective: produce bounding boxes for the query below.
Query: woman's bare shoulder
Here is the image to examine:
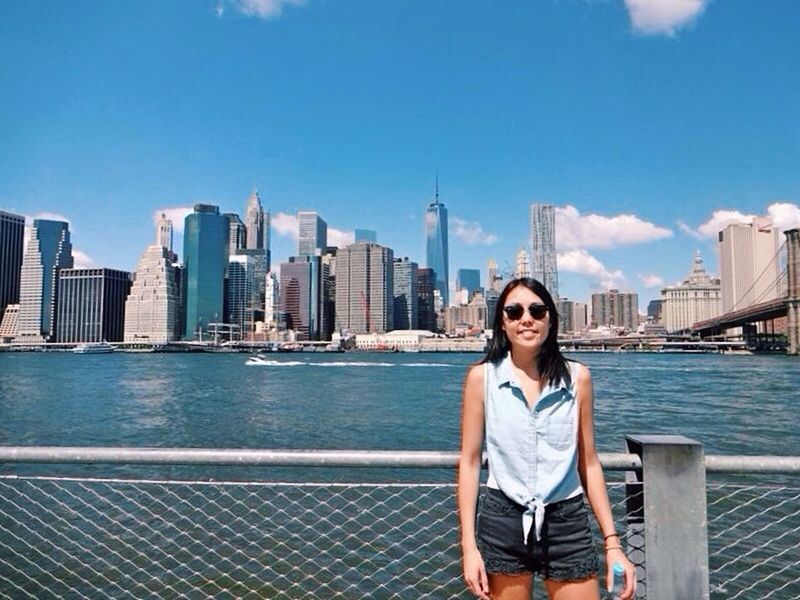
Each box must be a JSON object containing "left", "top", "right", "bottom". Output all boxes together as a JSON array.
[
  {"left": 463, "top": 362, "right": 485, "bottom": 389},
  {"left": 568, "top": 359, "right": 591, "bottom": 383}
]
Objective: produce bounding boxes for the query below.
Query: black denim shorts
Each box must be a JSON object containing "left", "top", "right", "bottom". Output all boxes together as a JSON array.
[{"left": 476, "top": 488, "right": 600, "bottom": 580}]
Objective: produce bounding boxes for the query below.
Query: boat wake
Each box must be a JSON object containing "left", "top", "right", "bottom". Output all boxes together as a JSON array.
[{"left": 245, "top": 359, "right": 457, "bottom": 368}]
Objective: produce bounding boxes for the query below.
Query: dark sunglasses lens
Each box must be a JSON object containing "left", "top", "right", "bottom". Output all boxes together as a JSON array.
[
  {"left": 530, "top": 304, "right": 548, "bottom": 319},
  {"left": 503, "top": 304, "right": 524, "bottom": 320}
]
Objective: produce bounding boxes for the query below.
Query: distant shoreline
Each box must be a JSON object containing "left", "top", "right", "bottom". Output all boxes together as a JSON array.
[{"left": 0, "top": 344, "right": 769, "bottom": 355}]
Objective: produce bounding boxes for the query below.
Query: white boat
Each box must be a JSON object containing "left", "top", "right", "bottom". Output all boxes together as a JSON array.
[
  {"left": 246, "top": 354, "right": 271, "bottom": 365},
  {"left": 72, "top": 342, "right": 115, "bottom": 354}
]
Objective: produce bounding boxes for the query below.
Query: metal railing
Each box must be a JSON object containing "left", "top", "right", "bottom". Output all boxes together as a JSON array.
[{"left": 1, "top": 440, "right": 799, "bottom": 599}]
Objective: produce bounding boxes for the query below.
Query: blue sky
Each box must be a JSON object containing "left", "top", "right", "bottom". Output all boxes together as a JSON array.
[{"left": 1, "top": 0, "right": 799, "bottom": 310}]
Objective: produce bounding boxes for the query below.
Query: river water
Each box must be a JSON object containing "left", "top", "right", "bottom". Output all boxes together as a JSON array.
[{"left": 1, "top": 351, "right": 798, "bottom": 453}]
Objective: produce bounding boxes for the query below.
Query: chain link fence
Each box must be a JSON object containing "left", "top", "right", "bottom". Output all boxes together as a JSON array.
[
  {"left": 0, "top": 475, "right": 641, "bottom": 599},
  {"left": 1, "top": 450, "right": 798, "bottom": 599},
  {"left": 707, "top": 483, "right": 800, "bottom": 599}
]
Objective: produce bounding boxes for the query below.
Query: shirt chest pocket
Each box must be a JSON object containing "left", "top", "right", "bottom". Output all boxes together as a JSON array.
[{"left": 540, "top": 416, "right": 575, "bottom": 451}]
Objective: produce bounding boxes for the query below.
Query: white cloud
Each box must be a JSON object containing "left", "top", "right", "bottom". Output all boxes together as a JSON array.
[
  {"left": 271, "top": 212, "right": 298, "bottom": 237},
  {"left": 73, "top": 250, "right": 96, "bottom": 269},
  {"left": 681, "top": 202, "right": 800, "bottom": 239},
  {"left": 270, "top": 211, "right": 353, "bottom": 248},
  {"left": 696, "top": 209, "right": 755, "bottom": 238},
  {"left": 638, "top": 273, "right": 665, "bottom": 288},
  {"left": 557, "top": 249, "right": 627, "bottom": 290},
  {"left": 555, "top": 205, "right": 672, "bottom": 251},
  {"left": 767, "top": 202, "right": 800, "bottom": 232},
  {"left": 153, "top": 207, "right": 193, "bottom": 234},
  {"left": 450, "top": 216, "right": 497, "bottom": 246},
  {"left": 328, "top": 227, "right": 354, "bottom": 248},
  {"left": 31, "top": 211, "right": 71, "bottom": 224},
  {"left": 624, "top": 0, "right": 709, "bottom": 36},
  {"left": 677, "top": 220, "right": 704, "bottom": 240},
  {"left": 224, "top": 0, "right": 305, "bottom": 20}
]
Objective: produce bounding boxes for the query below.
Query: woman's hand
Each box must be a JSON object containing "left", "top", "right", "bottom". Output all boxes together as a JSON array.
[
  {"left": 463, "top": 546, "right": 491, "bottom": 599},
  {"left": 605, "top": 547, "right": 636, "bottom": 600}
]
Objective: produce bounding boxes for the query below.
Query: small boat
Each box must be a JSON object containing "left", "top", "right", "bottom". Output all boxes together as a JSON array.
[
  {"left": 72, "top": 342, "right": 115, "bottom": 354},
  {"left": 246, "top": 354, "right": 271, "bottom": 365}
]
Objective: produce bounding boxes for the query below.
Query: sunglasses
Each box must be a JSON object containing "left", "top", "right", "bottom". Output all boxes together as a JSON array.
[{"left": 503, "top": 302, "right": 549, "bottom": 321}]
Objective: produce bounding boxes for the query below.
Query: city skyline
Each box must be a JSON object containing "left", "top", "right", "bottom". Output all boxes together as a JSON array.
[{"left": 1, "top": 2, "right": 799, "bottom": 310}]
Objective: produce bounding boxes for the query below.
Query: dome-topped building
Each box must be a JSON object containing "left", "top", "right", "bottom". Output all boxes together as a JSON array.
[{"left": 660, "top": 251, "right": 722, "bottom": 333}]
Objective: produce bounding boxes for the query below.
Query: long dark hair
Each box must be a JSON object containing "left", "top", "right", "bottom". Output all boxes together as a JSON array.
[{"left": 480, "top": 277, "right": 571, "bottom": 387}]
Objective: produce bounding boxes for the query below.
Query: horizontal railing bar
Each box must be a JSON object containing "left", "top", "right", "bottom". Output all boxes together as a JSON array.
[
  {"left": 0, "top": 447, "right": 458, "bottom": 468},
  {"left": 0, "top": 446, "right": 642, "bottom": 470},
  {"left": 705, "top": 455, "right": 800, "bottom": 473},
  {"left": 3, "top": 447, "right": 799, "bottom": 473}
]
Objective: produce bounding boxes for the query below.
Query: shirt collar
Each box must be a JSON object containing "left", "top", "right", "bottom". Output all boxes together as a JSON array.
[{"left": 493, "top": 352, "right": 570, "bottom": 391}]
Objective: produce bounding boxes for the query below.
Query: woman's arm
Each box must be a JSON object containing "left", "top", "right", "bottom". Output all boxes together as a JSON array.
[
  {"left": 575, "top": 363, "right": 636, "bottom": 600},
  {"left": 457, "top": 363, "right": 490, "bottom": 600}
]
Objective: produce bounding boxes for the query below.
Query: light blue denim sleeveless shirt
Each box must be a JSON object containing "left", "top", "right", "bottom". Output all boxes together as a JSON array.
[{"left": 484, "top": 353, "right": 583, "bottom": 543}]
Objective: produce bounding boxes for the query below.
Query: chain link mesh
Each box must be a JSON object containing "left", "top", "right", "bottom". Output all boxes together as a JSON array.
[
  {"left": 707, "top": 483, "right": 800, "bottom": 600},
  {"left": 0, "top": 475, "right": 644, "bottom": 599}
]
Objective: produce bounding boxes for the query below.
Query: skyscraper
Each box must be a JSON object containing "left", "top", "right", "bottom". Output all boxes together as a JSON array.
[
  {"left": 417, "top": 267, "right": 436, "bottom": 332},
  {"left": 719, "top": 217, "right": 781, "bottom": 313},
  {"left": 456, "top": 268, "right": 481, "bottom": 299},
  {"left": 487, "top": 258, "right": 503, "bottom": 293},
  {"left": 298, "top": 211, "right": 328, "bottom": 257},
  {"left": 156, "top": 212, "right": 174, "bottom": 253},
  {"left": 225, "top": 213, "right": 246, "bottom": 255},
  {"left": 279, "top": 255, "right": 325, "bottom": 340},
  {"left": 335, "top": 242, "right": 394, "bottom": 334},
  {"left": 245, "top": 189, "right": 265, "bottom": 251},
  {"left": 241, "top": 190, "right": 271, "bottom": 330},
  {"left": 320, "top": 248, "right": 336, "bottom": 340},
  {"left": 227, "top": 254, "right": 256, "bottom": 337},
  {"left": 57, "top": 268, "right": 132, "bottom": 343},
  {"left": 425, "top": 180, "right": 449, "bottom": 307},
  {"left": 264, "top": 271, "right": 279, "bottom": 327},
  {"left": 0, "top": 210, "right": 25, "bottom": 321},
  {"left": 15, "top": 219, "right": 73, "bottom": 342},
  {"left": 124, "top": 245, "right": 182, "bottom": 343},
  {"left": 591, "top": 289, "right": 639, "bottom": 331},
  {"left": 515, "top": 248, "right": 531, "bottom": 278},
  {"left": 530, "top": 203, "right": 558, "bottom": 299},
  {"left": 393, "top": 257, "right": 418, "bottom": 329},
  {"left": 183, "top": 204, "right": 228, "bottom": 340}
]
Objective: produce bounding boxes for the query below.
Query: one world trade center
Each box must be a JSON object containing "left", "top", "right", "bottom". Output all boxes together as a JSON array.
[{"left": 425, "top": 177, "right": 449, "bottom": 307}]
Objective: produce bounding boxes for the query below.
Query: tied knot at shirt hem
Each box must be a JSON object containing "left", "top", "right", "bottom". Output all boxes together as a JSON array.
[{"left": 522, "top": 499, "right": 546, "bottom": 543}]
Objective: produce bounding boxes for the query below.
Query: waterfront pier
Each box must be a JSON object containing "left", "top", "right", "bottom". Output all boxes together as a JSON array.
[{"left": 1, "top": 438, "right": 798, "bottom": 598}]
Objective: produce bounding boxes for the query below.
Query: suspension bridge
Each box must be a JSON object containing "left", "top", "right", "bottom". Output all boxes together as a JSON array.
[{"left": 692, "top": 228, "right": 800, "bottom": 354}]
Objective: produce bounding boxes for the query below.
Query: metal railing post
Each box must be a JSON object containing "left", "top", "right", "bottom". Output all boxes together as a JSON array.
[{"left": 626, "top": 435, "right": 710, "bottom": 600}]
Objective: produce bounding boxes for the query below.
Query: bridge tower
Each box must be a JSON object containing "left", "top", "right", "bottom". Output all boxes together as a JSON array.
[{"left": 786, "top": 229, "right": 800, "bottom": 355}]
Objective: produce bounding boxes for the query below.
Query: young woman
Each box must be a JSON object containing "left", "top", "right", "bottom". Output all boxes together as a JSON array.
[{"left": 458, "top": 278, "right": 636, "bottom": 600}]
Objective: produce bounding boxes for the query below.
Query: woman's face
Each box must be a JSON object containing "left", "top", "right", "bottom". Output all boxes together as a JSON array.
[{"left": 501, "top": 285, "right": 552, "bottom": 354}]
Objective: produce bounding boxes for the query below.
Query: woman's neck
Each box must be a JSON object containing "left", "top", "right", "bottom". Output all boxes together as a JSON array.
[{"left": 509, "top": 348, "right": 540, "bottom": 378}]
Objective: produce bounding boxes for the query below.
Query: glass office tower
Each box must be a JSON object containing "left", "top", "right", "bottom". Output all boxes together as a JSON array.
[
  {"left": 16, "top": 219, "right": 73, "bottom": 342},
  {"left": 183, "top": 205, "right": 228, "bottom": 340},
  {"left": 425, "top": 185, "right": 449, "bottom": 307},
  {"left": 0, "top": 210, "right": 25, "bottom": 321}
]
